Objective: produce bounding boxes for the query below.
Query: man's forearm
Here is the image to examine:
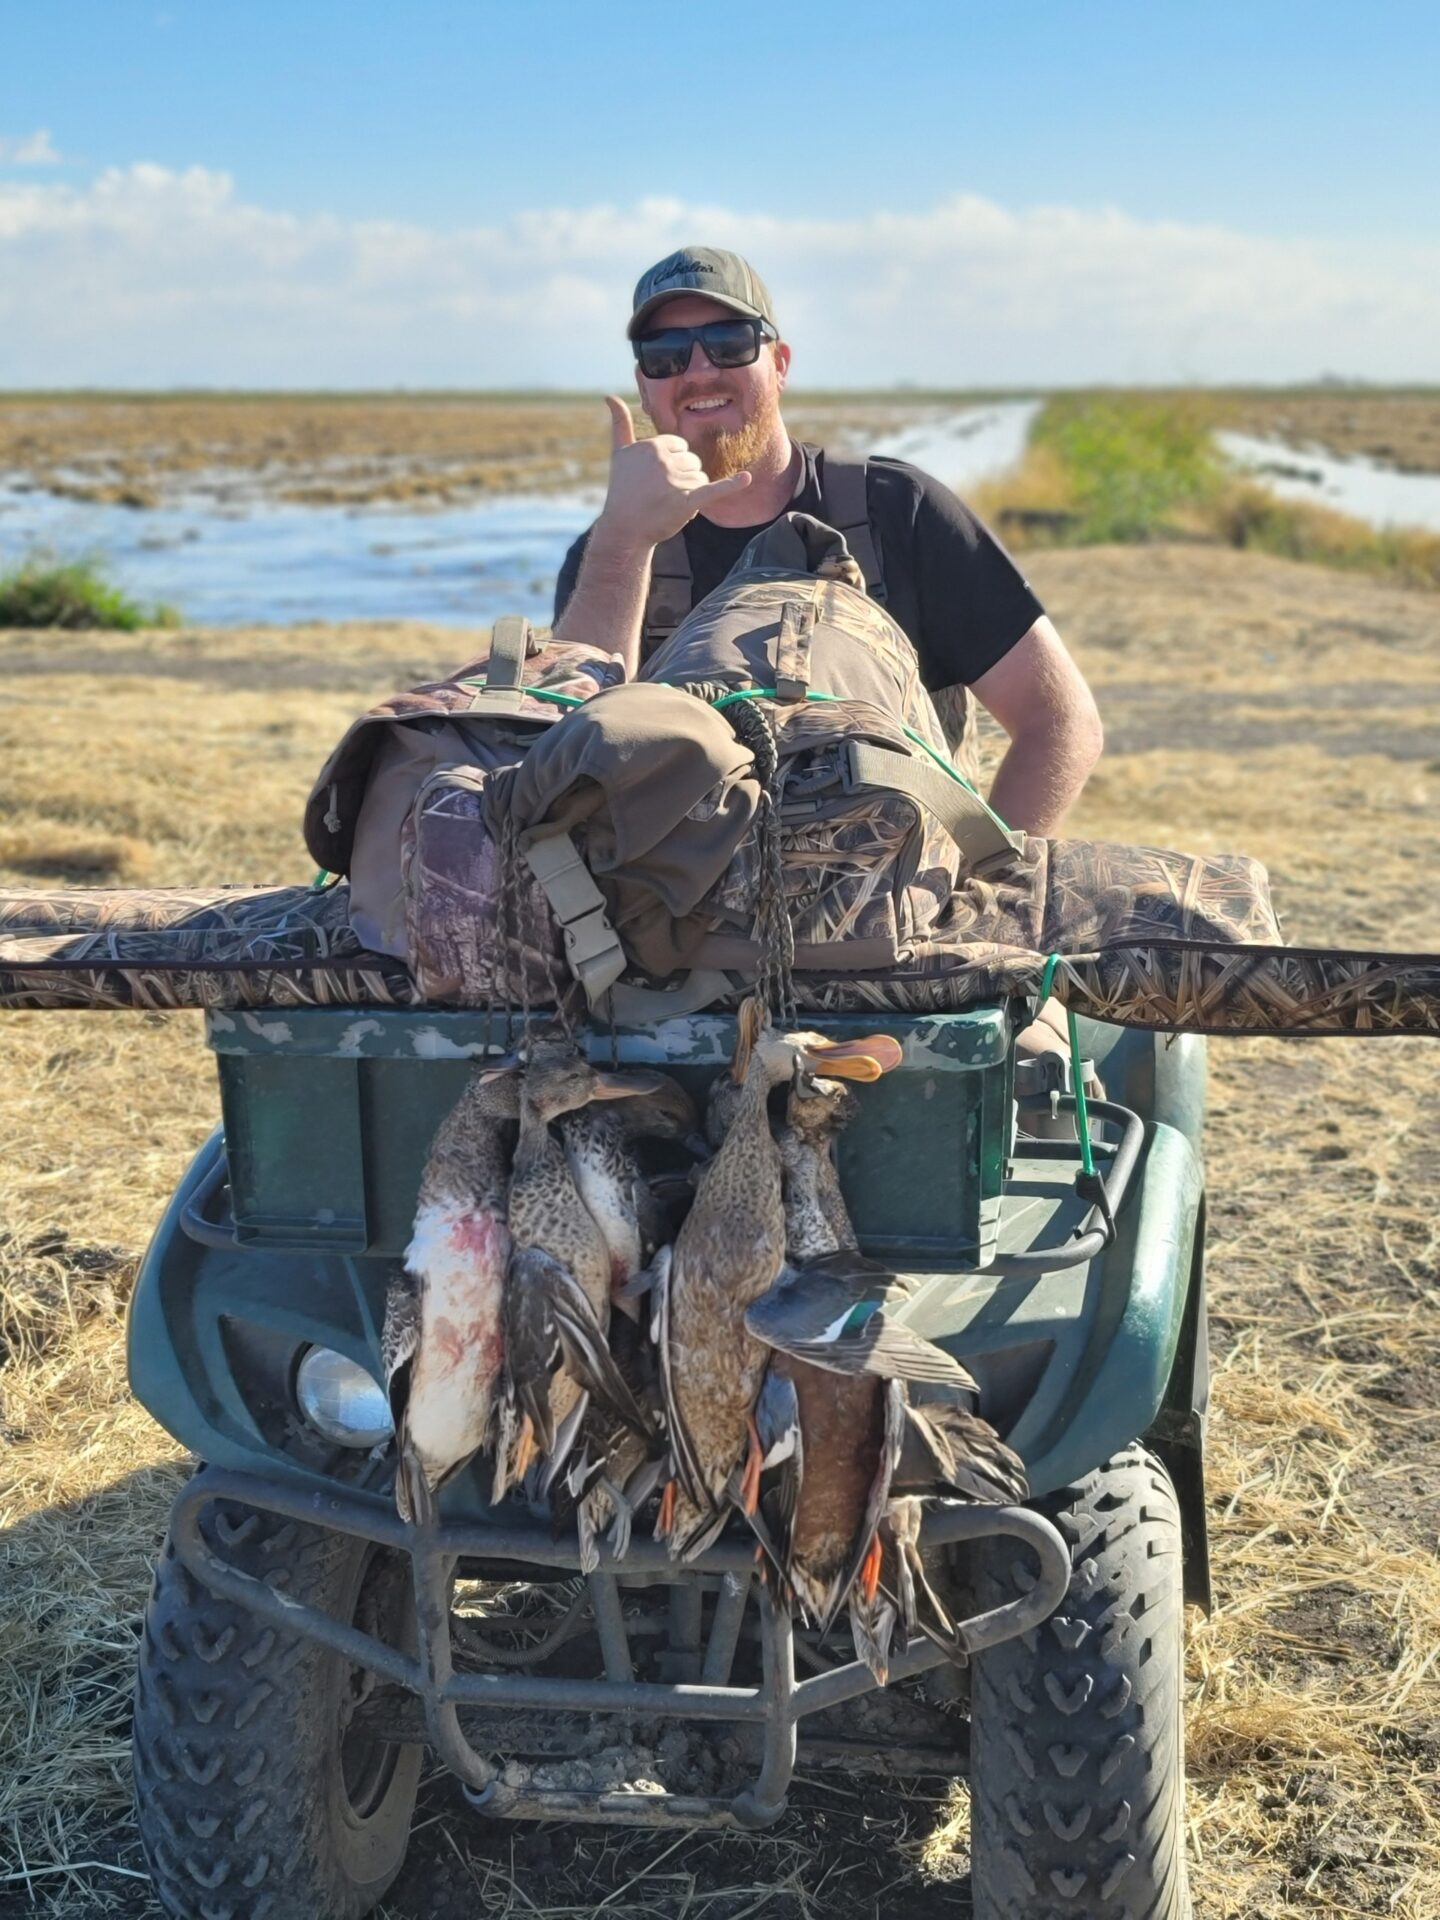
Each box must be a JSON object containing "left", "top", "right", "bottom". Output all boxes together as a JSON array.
[
  {"left": 553, "top": 520, "right": 654, "bottom": 679},
  {"left": 987, "top": 713, "right": 1102, "bottom": 838}
]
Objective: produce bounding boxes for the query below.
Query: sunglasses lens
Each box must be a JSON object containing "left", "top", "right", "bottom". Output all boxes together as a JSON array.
[
  {"left": 636, "top": 330, "right": 693, "bottom": 379},
  {"left": 698, "top": 319, "right": 761, "bottom": 367},
  {"left": 635, "top": 319, "right": 764, "bottom": 378}
]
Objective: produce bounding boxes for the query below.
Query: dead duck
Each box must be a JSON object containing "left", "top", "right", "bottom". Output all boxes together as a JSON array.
[
  {"left": 382, "top": 1058, "right": 521, "bottom": 1525},
  {"left": 560, "top": 1072, "right": 702, "bottom": 1306},
  {"left": 493, "top": 1040, "right": 663, "bottom": 1501},
  {"left": 652, "top": 1000, "right": 903, "bottom": 1559},
  {"left": 755, "top": 1069, "right": 1027, "bottom": 1681},
  {"left": 554, "top": 1072, "right": 701, "bottom": 1565},
  {"left": 744, "top": 1250, "right": 1023, "bottom": 1681},
  {"left": 776, "top": 1070, "right": 861, "bottom": 1255}
]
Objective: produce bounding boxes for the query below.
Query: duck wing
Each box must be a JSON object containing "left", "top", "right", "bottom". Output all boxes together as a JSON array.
[
  {"left": 896, "top": 1398, "right": 1029, "bottom": 1507},
  {"left": 745, "top": 1253, "right": 977, "bottom": 1389},
  {"left": 754, "top": 1368, "right": 803, "bottom": 1539},
  {"left": 647, "top": 1245, "right": 706, "bottom": 1510},
  {"left": 380, "top": 1265, "right": 420, "bottom": 1427},
  {"left": 504, "top": 1244, "right": 652, "bottom": 1458}
]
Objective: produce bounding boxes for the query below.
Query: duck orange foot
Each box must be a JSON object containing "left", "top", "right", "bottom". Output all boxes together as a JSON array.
[
  {"left": 860, "top": 1531, "right": 883, "bottom": 1604},
  {"left": 739, "top": 1415, "right": 765, "bottom": 1515},
  {"left": 657, "top": 1479, "right": 678, "bottom": 1537}
]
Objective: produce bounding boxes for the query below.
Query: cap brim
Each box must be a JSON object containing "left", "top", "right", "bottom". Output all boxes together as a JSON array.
[{"left": 627, "top": 288, "right": 766, "bottom": 340}]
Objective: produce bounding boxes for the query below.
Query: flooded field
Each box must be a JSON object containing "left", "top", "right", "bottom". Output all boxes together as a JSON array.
[
  {"left": 0, "top": 397, "right": 1040, "bottom": 626},
  {"left": 1218, "top": 428, "right": 1440, "bottom": 531}
]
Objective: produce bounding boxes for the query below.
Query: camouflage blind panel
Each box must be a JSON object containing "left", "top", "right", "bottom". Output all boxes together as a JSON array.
[{"left": 1, "top": 874, "right": 1437, "bottom": 1038}]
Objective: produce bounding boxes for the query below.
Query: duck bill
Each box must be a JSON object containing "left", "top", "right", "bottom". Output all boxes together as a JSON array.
[
  {"left": 731, "top": 994, "right": 767, "bottom": 1083},
  {"left": 799, "top": 1034, "right": 904, "bottom": 1082},
  {"left": 589, "top": 1069, "right": 668, "bottom": 1101},
  {"left": 476, "top": 1051, "right": 523, "bottom": 1083}
]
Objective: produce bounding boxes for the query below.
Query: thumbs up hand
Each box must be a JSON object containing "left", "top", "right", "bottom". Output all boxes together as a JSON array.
[{"left": 597, "top": 395, "right": 752, "bottom": 549}]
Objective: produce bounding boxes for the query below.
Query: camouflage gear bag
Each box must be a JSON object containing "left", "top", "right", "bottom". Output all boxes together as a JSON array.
[
  {"left": 302, "top": 616, "right": 622, "bottom": 1002},
  {"left": 632, "top": 513, "right": 1020, "bottom": 975}
]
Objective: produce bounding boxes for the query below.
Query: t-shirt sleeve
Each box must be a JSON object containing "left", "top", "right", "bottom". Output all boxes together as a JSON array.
[
  {"left": 552, "top": 526, "right": 593, "bottom": 624},
  {"left": 900, "top": 465, "right": 1045, "bottom": 689}
]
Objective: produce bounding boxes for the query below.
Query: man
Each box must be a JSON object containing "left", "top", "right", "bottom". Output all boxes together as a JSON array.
[{"left": 553, "top": 245, "right": 1102, "bottom": 837}]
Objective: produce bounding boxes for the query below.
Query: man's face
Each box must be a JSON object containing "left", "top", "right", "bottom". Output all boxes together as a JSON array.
[{"left": 634, "top": 294, "right": 791, "bottom": 479}]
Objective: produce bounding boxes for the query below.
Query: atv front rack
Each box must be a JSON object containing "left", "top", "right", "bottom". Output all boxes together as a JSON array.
[{"left": 171, "top": 1468, "right": 1070, "bottom": 1829}]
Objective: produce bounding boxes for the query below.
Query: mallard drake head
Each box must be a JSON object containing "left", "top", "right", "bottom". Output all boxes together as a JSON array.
[{"left": 615, "top": 1073, "right": 699, "bottom": 1142}]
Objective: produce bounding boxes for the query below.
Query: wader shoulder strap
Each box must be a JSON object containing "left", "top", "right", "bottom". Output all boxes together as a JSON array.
[
  {"left": 846, "top": 739, "right": 1020, "bottom": 865},
  {"left": 467, "top": 614, "right": 531, "bottom": 711},
  {"left": 638, "top": 448, "right": 886, "bottom": 650},
  {"left": 642, "top": 534, "right": 694, "bottom": 654},
  {"left": 818, "top": 455, "right": 886, "bottom": 604}
]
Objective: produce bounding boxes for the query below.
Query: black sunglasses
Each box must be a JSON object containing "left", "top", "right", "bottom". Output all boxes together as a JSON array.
[{"left": 633, "top": 316, "right": 777, "bottom": 381}]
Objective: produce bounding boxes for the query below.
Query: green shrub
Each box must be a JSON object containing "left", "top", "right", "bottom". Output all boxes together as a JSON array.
[
  {"left": 1030, "top": 394, "right": 1223, "bottom": 542},
  {"left": 0, "top": 552, "right": 179, "bottom": 630},
  {"left": 981, "top": 394, "right": 1440, "bottom": 589}
]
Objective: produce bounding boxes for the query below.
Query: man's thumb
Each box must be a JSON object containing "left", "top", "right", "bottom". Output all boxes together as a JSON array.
[
  {"left": 605, "top": 394, "right": 637, "bottom": 450},
  {"left": 695, "top": 471, "right": 753, "bottom": 506}
]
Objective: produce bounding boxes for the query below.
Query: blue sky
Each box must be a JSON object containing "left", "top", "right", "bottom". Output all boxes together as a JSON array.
[{"left": 2, "top": 0, "right": 1437, "bottom": 387}]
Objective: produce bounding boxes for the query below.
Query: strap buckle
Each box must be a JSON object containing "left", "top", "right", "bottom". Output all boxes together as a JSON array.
[{"left": 521, "top": 832, "right": 626, "bottom": 1005}]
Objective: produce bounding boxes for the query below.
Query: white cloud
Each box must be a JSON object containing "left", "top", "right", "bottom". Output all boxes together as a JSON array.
[
  {"left": 0, "top": 161, "right": 1435, "bottom": 387},
  {"left": 0, "top": 129, "right": 63, "bottom": 166}
]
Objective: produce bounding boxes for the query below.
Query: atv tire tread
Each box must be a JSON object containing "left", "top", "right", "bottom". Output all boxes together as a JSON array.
[
  {"left": 133, "top": 1473, "right": 419, "bottom": 1920},
  {"left": 968, "top": 1445, "right": 1191, "bottom": 1920}
]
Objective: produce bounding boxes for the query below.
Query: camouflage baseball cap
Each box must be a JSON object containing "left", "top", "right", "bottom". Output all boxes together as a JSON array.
[{"left": 626, "top": 247, "right": 777, "bottom": 339}]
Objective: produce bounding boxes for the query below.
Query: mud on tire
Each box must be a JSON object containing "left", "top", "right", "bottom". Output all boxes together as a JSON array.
[
  {"left": 132, "top": 1467, "right": 421, "bottom": 1920},
  {"left": 967, "top": 1445, "right": 1191, "bottom": 1920}
]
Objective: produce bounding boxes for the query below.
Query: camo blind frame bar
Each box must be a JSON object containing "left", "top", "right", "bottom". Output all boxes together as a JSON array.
[{"left": 1, "top": 884, "right": 1437, "bottom": 1036}]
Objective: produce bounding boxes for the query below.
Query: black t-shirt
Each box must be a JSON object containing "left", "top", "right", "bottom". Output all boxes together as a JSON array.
[{"left": 552, "top": 441, "right": 1044, "bottom": 691}]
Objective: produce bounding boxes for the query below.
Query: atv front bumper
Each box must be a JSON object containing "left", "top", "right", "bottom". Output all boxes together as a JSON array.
[{"left": 171, "top": 1467, "right": 1070, "bottom": 1829}]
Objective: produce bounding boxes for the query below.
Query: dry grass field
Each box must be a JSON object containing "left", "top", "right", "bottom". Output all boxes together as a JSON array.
[{"left": 2, "top": 544, "right": 1439, "bottom": 1916}]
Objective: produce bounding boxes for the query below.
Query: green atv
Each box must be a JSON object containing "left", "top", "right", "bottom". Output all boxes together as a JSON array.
[{"left": 127, "top": 999, "right": 1207, "bottom": 1920}]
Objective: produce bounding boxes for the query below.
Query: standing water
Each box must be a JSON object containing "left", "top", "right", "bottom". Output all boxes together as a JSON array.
[
  {"left": 0, "top": 402, "right": 1041, "bottom": 629},
  {"left": 1216, "top": 431, "right": 1440, "bottom": 533}
]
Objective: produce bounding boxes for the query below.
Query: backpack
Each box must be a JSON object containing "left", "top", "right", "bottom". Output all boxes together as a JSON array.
[
  {"left": 451, "top": 514, "right": 1015, "bottom": 1019},
  {"left": 633, "top": 512, "right": 1018, "bottom": 976},
  {"left": 641, "top": 449, "right": 981, "bottom": 785},
  {"left": 303, "top": 617, "right": 621, "bottom": 1002}
]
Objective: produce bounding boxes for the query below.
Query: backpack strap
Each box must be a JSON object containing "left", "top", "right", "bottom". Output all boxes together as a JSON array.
[
  {"left": 522, "top": 827, "right": 737, "bottom": 1018},
  {"left": 520, "top": 830, "right": 627, "bottom": 1005},
  {"left": 845, "top": 739, "right": 1021, "bottom": 865},
  {"left": 467, "top": 614, "right": 531, "bottom": 711},
  {"left": 818, "top": 454, "right": 886, "bottom": 603},
  {"left": 638, "top": 447, "right": 884, "bottom": 650},
  {"left": 774, "top": 599, "right": 815, "bottom": 701},
  {"left": 642, "top": 534, "right": 694, "bottom": 654}
]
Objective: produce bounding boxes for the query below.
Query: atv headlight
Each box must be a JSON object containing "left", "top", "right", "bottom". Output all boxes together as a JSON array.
[{"left": 295, "top": 1346, "right": 393, "bottom": 1448}]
